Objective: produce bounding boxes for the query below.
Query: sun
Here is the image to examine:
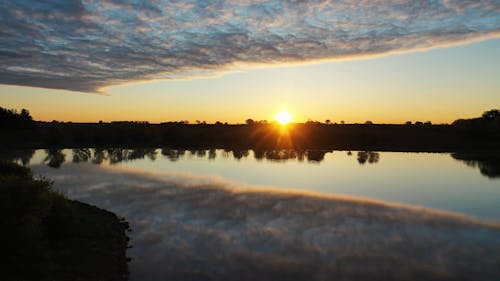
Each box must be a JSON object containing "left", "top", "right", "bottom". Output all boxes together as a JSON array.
[{"left": 275, "top": 109, "right": 292, "bottom": 125}]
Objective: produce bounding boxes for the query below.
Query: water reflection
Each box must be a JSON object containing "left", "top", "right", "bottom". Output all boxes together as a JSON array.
[
  {"left": 356, "top": 151, "right": 380, "bottom": 165},
  {"left": 0, "top": 149, "right": 34, "bottom": 166},
  {"left": 33, "top": 164, "right": 500, "bottom": 281},
  {"left": 92, "top": 148, "right": 107, "bottom": 164},
  {"left": 106, "top": 148, "right": 157, "bottom": 164},
  {"left": 451, "top": 153, "right": 500, "bottom": 178},
  {"left": 43, "top": 149, "right": 65, "bottom": 168},
  {"left": 72, "top": 148, "right": 92, "bottom": 163},
  {"left": 253, "top": 149, "right": 332, "bottom": 162},
  {"left": 1, "top": 148, "right": 499, "bottom": 179},
  {"left": 66, "top": 148, "right": 335, "bottom": 164}
]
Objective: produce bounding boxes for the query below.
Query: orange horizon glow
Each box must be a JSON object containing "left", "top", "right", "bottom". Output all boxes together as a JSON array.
[{"left": 0, "top": 100, "right": 488, "bottom": 125}]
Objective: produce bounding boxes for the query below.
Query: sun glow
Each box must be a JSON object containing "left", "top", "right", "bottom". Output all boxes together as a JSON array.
[{"left": 275, "top": 110, "right": 292, "bottom": 125}]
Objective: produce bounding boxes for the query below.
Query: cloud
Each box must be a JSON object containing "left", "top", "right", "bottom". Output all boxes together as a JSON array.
[
  {"left": 31, "top": 163, "right": 500, "bottom": 281},
  {"left": 1, "top": 0, "right": 499, "bottom": 93}
]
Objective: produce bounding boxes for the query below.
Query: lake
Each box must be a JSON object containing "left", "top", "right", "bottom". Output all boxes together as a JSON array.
[
  {"left": 3, "top": 148, "right": 500, "bottom": 280},
  {"left": 8, "top": 148, "right": 499, "bottom": 220}
]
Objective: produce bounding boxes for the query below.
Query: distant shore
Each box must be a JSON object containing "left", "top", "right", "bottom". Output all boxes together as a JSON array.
[
  {"left": 2, "top": 107, "right": 499, "bottom": 152},
  {"left": 1, "top": 121, "right": 499, "bottom": 152}
]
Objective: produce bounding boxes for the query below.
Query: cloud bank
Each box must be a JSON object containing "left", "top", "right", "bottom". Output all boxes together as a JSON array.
[
  {"left": 32, "top": 164, "right": 500, "bottom": 281},
  {"left": 1, "top": 0, "right": 500, "bottom": 93}
]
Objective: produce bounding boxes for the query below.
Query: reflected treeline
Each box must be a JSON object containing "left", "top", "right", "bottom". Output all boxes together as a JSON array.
[
  {"left": 356, "top": 151, "right": 380, "bottom": 165},
  {"left": 451, "top": 153, "right": 500, "bottom": 179},
  {"left": 253, "top": 149, "right": 331, "bottom": 162},
  {"left": 3, "top": 148, "right": 345, "bottom": 168},
  {"left": 45, "top": 148, "right": 159, "bottom": 167},
  {"left": 0, "top": 149, "right": 34, "bottom": 166},
  {"left": 2, "top": 148, "right": 499, "bottom": 179},
  {"left": 44, "top": 149, "right": 66, "bottom": 168},
  {"left": 161, "top": 148, "right": 331, "bottom": 163}
]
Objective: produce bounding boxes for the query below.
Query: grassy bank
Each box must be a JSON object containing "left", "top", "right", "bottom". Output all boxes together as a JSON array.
[{"left": 0, "top": 161, "right": 130, "bottom": 281}]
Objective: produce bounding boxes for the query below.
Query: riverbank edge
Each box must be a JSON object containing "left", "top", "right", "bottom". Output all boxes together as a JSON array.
[{"left": 1, "top": 162, "right": 131, "bottom": 281}]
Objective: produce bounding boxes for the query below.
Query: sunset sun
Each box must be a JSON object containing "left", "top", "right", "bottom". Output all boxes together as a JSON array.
[{"left": 275, "top": 110, "right": 292, "bottom": 125}]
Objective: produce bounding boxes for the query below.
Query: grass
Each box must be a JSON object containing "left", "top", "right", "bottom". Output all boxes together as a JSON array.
[{"left": 0, "top": 161, "right": 130, "bottom": 281}]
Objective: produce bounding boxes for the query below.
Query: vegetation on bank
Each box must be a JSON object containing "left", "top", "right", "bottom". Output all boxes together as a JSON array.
[
  {"left": 0, "top": 161, "right": 130, "bottom": 281},
  {"left": 452, "top": 109, "right": 500, "bottom": 134},
  {"left": 0, "top": 107, "right": 35, "bottom": 129},
  {"left": 0, "top": 107, "right": 499, "bottom": 151}
]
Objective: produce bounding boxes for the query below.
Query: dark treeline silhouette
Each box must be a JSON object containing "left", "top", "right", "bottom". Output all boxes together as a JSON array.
[
  {"left": 0, "top": 107, "right": 35, "bottom": 129},
  {"left": 1, "top": 108, "right": 499, "bottom": 152},
  {"left": 452, "top": 109, "right": 500, "bottom": 139}
]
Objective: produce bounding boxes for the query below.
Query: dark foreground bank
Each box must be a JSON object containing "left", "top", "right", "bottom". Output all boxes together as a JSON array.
[{"left": 0, "top": 161, "right": 130, "bottom": 281}]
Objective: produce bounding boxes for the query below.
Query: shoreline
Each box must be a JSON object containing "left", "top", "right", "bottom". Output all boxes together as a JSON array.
[
  {"left": 1, "top": 162, "right": 130, "bottom": 281},
  {"left": 1, "top": 122, "right": 499, "bottom": 152}
]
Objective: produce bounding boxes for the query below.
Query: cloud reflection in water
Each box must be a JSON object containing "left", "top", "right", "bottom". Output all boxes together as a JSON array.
[{"left": 31, "top": 164, "right": 500, "bottom": 281}]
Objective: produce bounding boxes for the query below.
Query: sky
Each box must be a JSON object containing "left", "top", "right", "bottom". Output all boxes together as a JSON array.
[{"left": 1, "top": 0, "right": 499, "bottom": 124}]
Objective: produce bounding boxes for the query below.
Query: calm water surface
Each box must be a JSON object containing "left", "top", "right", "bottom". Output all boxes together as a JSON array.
[
  {"left": 7, "top": 148, "right": 500, "bottom": 220},
  {"left": 5, "top": 148, "right": 500, "bottom": 280}
]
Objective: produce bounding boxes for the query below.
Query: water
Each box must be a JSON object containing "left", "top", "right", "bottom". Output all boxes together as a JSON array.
[
  {"left": 3, "top": 148, "right": 500, "bottom": 280},
  {"left": 5, "top": 148, "right": 499, "bottom": 220}
]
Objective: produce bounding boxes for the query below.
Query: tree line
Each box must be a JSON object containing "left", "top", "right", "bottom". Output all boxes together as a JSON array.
[{"left": 0, "top": 107, "right": 34, "bottom": 128}]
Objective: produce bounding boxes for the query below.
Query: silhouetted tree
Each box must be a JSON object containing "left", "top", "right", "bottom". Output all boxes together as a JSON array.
[
  {"left": 232, "top": 149, "right": 249, "bottom": 160},
  {"left": 482, "top": 109, "right": 500, "bottom": 120},
  {"left": 44, "top": 149, "right": 66, "bottom": 168},
  {"left": 357, "top": 151, "right": 379, "bottom": 165},
  {"left": 0, "top": 107, "right": 35, "bottom": 129},
  {"left": 451, "top": 153, "right": 500, "bottom": 178},
  {"left": 128, "top": 148, "right": 157, "bottom": 161},
  {"left": 161, "top": 148, "right": 185, "bottom": 161},
  {"left": 92, "top": 148, "right": 107, "bottom": 164},
  {"left": 253, "top": 149, "right": 265, "bottom": 160},
  {"left": 0, "top": 149, "right": 35, "bottom": 166},
  {"left": 368, "top": 151, "right": 379, "bottom": 163},
  {"left": 306, "top": 150, "right": 327, "bottom": 162},
  {"left": 357, "top": 151, "right": 368, "bottom": 164},
  {"left": 264, "top": 149, "right": 297, "bottom": 161},
  {"left": 195, "top": 149, "right": 206, "bottom": 158},
  {"left": 107, "top": 149, "right": 127, "bottom": 164},
  {"left": 20, "top": 109, "right": 31, "bottom": 120},
  {"left": 72, "top": 149, "right": 91, "bottom": 163},
  {"left": 208, "top": 149, "right": 217, "bottom": 160}
]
